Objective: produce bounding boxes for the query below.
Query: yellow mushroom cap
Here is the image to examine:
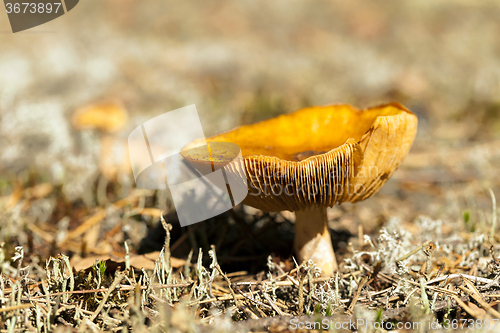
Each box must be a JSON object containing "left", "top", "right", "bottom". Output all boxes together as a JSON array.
[
  {"left": 182, "top": 102, "right": 417, "bottom": 212},
  {"left": 72, "top": 102, "right": 128, "bottom": 133}
]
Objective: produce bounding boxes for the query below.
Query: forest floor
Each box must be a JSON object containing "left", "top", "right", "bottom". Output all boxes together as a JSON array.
[{"left": 2, "top": 0, "right": 500, "bottom": 332}]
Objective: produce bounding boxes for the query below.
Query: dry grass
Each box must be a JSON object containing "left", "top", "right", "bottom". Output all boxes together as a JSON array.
[{"left": 1, "top": 176, "right": 500, "bottom": 332}]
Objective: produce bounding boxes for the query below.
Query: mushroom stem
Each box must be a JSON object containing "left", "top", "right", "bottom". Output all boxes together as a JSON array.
[{"left": 294, "top": 206, "right": 338, "bottom": 275}]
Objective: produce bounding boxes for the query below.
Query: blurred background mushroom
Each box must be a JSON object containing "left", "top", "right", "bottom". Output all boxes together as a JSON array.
[
  {"left": 184, "top": 103, "right": 417, "bottom": 274},
  {"left": 72, "top": 101, "right": 128, "bottom": 134},
  {"left": 71, "top": 101, "right": 130, "bottom": 181}
]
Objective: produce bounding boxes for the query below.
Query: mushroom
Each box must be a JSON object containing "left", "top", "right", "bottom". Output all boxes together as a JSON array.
[
  {"left": 72, "top": 101, "right": 129, "bottom": 133},
  {"left": 72, "top": 101, "right": 129, "bottom": 179},
  {"left": 182, "top": 103, "right": 417, "bottom": 275}
]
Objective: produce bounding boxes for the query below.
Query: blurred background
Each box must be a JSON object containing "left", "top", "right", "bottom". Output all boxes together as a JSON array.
[{"left": 1, "top": 0, "right": 500, "bottom": 271}]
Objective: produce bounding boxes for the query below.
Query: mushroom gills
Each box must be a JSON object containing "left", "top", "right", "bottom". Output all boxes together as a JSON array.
[{"left": 292, "top": 150, "right": 327, "bottom": 161}]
